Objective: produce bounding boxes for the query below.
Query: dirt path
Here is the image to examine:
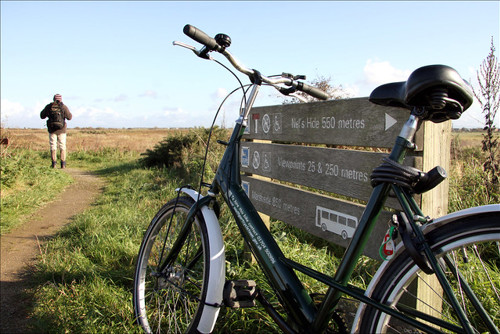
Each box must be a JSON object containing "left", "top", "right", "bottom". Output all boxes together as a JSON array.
[{"left": 0, "top": 168, "right": 104, "bottom": 333}]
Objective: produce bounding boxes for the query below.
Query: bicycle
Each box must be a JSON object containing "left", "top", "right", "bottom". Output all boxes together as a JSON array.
[{"left": 133, "top": 24, "right": 500, "bottom": 334}]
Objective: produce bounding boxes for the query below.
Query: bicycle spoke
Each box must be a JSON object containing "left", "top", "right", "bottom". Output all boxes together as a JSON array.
[
  {"left": 444, "top": 248, "right": 499, "bottom": 334},
  {"left": 472, "top": 244, "right": 500, "bottom": 303}
]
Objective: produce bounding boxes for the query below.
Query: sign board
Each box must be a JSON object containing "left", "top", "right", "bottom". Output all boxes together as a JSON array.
[
  {"left": 244, "top": 98, "right": 413, "bottom": 149},
  {"left": 241, "top": 176, "right": 392, "bottom": 258},
  {"left": 239, "top": 97, "right": 449, "bottom": 261},
  {"left": 241, "top": 142, "right": 415, "bottom": 208}
]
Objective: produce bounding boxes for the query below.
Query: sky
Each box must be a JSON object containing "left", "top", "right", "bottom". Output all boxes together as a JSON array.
[{"left": 1, "top": 1, "right": 499, "bottom": 130}]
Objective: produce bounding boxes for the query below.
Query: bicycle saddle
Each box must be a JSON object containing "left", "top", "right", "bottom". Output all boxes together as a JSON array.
[{"left": 369, "top": 65, "right": 473, "bottom": 123}]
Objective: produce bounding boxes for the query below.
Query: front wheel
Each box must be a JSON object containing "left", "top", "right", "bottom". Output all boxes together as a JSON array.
[
  {"left": 359, "top": 212, "right": 500, "bottom": 333},
  {"left": 134, "top": 196, "right": 211, "bottom": 333}
]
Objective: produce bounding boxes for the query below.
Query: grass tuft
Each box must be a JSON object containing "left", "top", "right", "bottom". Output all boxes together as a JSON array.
[{"left": 1, "top": 148, "right": 73, "bottom": 234}]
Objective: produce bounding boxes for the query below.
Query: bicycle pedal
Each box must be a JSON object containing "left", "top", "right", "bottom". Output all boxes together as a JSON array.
[{"left": 223, "top": 280, "right": 258, "bottom": 308}]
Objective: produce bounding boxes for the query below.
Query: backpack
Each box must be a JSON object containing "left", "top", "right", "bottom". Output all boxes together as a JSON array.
[{"left": 47, "top": 102, "right": 65, "bottom": 131}]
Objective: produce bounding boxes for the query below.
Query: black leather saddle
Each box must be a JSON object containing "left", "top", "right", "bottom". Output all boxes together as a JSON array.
[{"left": 369, "top": 65, "right": 473, "bottom": 123}]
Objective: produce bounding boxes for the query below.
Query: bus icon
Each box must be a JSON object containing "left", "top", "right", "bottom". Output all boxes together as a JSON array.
[{"left": 316, "top": 206, "right": 358, "bottom": 240}]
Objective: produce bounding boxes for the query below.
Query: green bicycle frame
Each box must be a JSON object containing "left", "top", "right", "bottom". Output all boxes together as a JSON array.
[{"left": 165, "top": 82, "right": 473, "bottom": 333}]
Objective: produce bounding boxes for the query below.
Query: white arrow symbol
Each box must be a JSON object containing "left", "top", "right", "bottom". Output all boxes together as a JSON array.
[{"left": 385, "top": 113, "right": 397, "bottom": 131}]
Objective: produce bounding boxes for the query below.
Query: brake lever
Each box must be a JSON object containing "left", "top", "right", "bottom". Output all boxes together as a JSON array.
[
  {"left": 173, "top": 41, "right": 196, "bottom": 51},
  {"left": 282, "top": 73, "right": 306, "bottom": 81},
  {"left": 172, "top": 41, "right": 213, "bottom": 60}
]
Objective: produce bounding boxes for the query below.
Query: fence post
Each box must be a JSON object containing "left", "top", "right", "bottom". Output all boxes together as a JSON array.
[{"left": 414, "top": 120, "right": 452, "bottom": 320}]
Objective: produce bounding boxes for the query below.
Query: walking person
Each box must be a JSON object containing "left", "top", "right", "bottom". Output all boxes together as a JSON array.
[{"left": 40, "top": 94, "right": 72, "bottom": 168}]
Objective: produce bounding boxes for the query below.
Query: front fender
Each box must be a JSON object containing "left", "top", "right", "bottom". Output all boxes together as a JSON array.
[
  {"left": 351, "top": 204, "right": 500, "bottom": 333},
  {"left": 177, "top": 188, "right": 226, "bottom": 334}
]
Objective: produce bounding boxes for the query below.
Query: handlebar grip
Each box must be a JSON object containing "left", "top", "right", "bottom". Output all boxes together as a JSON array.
[
  {"left": 298, "top": 82, "right": 330, "bottom": 100},
  {"left": 183, "top": 24, "right": 220, "bottom": 51}
]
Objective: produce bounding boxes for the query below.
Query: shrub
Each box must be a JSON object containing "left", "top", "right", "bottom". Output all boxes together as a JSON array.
[
  {"left": 139, "top": 127, "right": 229, "bottom": 181},
  {"left": 140, "top": 131, "right": 197, "bottom": 169}
]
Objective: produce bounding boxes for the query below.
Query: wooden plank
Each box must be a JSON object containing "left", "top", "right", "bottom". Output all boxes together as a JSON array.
[
  {"left": 241, "top": 176, "right": 392, "bottom": 259},
  {"left": 241, "top": 142, "right": 415, "bottom": 208},
  {"left": 244, "top": 98, "right": 412, "bottom": 148}
]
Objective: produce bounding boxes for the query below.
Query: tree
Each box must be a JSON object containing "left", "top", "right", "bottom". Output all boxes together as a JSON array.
[
  {"left": 472, "top": 37, "right": 499, "bottom": 198},
  {"left": 283, "top": 75, "right": 351, "bottom": 104}
]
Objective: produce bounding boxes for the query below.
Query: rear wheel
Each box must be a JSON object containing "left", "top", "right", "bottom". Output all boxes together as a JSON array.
[
  {"left": 359, "top": 213, "right": 500, "bottom": 333},
  {"left": 134, "top": 196, "right": 210, "bottom": 333}
]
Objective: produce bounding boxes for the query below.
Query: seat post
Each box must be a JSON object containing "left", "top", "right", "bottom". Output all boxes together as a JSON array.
[
  {"left": 399, "top": 113, "right": 419, "bottom": 143},
  {"left": 387, "top": 113, "right": 420, "bottom": 164}
]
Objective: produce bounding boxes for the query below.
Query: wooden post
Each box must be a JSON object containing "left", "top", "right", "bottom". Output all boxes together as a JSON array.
[
  {"left": 415, "top": 120, "right": 452, "bottom": 320},
  {"left": 420, "top": 120, "right": 452, "bottom": 218}
]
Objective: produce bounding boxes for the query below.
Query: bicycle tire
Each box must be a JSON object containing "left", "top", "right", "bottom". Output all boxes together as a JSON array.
[
  {"left": 358, "top": 212, "right": 500, "bottom": 333},
  {"left": 134, "top": 196, "right": 211, "bottom": 334}
]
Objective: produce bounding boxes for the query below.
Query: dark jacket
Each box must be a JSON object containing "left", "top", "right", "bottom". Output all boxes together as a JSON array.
[{"left": 40, "top": 102, "right": 72, "bottom": 134}]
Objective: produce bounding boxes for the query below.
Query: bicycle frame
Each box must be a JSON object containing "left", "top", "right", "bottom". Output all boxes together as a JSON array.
[{"left": 164, "top": 82, "right": 473, "bottom": 333}]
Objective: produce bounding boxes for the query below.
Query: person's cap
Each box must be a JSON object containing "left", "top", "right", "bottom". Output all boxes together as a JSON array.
[{"left": 53, "top": 94, "right": 62, "bottom": 102}]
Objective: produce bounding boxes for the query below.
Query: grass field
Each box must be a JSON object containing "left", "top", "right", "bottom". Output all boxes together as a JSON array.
[
  {"left": 1, "top": 126, "right": 497, "bottom": 333},
  {"left": 451, "top": 130, "right": 484, "bottom": 147},
  {"left": 3, "top": 127, "right": 486, "bottom": 153},
  {"left": 2, "top": 127, "right": 188, "bottom": 153}
]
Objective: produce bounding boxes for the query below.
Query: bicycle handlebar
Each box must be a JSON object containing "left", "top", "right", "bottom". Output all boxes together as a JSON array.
[
  {"left": 183, "top": 24, "right": 221, "bottom": 52},
  {"left": 297, "top": 82, "right": 330, "bottom": 100},
  {"left": 180, "top": 24, "right": 330, "bottom": 101}
]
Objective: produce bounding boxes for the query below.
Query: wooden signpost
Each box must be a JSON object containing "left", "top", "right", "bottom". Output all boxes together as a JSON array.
[{"left": 240, "top": 97, "right": 451, "bottom": 260}]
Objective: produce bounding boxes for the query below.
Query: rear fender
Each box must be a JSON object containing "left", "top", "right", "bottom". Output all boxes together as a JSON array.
[{"left": 177, "top": 188, "right": 225, "bottom": 334}]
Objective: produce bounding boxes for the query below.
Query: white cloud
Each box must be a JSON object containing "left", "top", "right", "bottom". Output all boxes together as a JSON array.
[
  {"left": 69, "top": 106, "right": 126, "bottom": 128},
  {"left": 363, "top": 59, "right": 412, "bottom": 86},
  {"left": 213, "top": 88, "right": 228, "bottom": 100},
  {"left": 1, "top": 98, "right": 195, "bottom": 128},
  {"left": 351, "top": 59, "right": 413, "bottom": 97},
  {"left": 1, "top": 99, "right": 25, "bottom": 118},
  {"left": 1, "top": 99, "right": 48, "bottom": 128},
  {"left": 114, "top": 94, "right": 128, "bottom": 102},
  {"left": 92, "top": 94, "right": 129, "bottom": 103},
  {"left": 139, "top": 90, "right": 158, "bottom": 99},
  {"left": 340, "top": 84, "right": 360, "bottom": 98},
  {"left": 163, "top": 107, "right": 185, "bottom": 117}
]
